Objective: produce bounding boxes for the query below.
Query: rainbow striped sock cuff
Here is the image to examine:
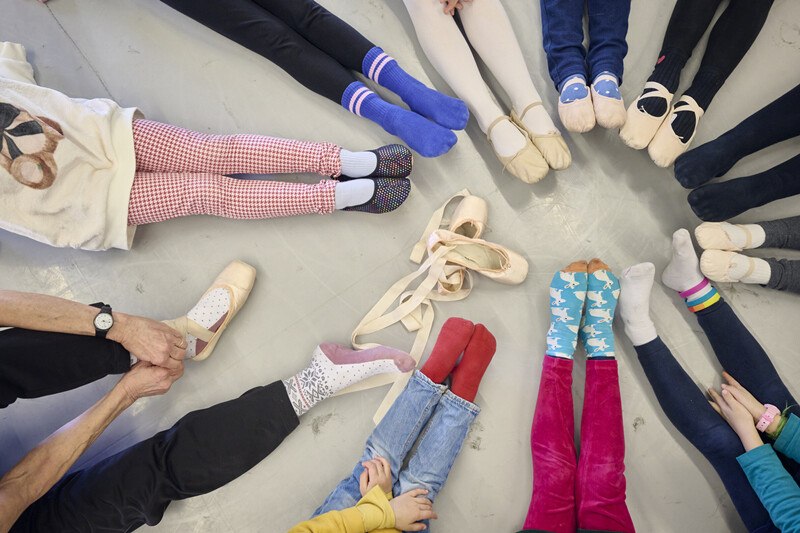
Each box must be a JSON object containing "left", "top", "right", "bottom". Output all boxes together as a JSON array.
[
  {"left": 341, "top": 82, "right": 375, "bottom": 118},
  {"left": 681, "top": 278, "right": 720, "bottom": 313},
  {"left": 362, "top": 47, "right": 395, "bottom": 84}
]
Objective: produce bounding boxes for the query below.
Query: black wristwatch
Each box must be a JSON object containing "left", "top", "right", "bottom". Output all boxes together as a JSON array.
[{"left": 93, "top": 304, "right": 114, "bottom": 339}]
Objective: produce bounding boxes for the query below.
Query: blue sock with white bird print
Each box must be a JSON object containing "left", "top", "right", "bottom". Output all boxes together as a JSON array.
[
  {"left": 546, "top": 261, "right": 589, "bottom": 359},
  {"left": 580, "top": 259, "right": 620, "bottom": 359}
]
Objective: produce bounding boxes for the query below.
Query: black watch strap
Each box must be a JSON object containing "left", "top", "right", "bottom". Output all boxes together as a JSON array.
[{"left": 94, "top": 304, "right": 113, "bottom": 339}]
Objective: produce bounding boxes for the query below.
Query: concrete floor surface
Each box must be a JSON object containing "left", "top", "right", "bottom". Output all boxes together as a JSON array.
[{"left": 2, "top": 1, "right": 800, "bottom": 531}]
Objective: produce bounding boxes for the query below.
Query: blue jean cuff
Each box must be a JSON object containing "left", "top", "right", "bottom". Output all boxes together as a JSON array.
[
  {"left": 441, "top": 389, "right": 481, "bottom": 416},
  {"left": 412, "top": 369, "right": 448, "bottom": 394}
]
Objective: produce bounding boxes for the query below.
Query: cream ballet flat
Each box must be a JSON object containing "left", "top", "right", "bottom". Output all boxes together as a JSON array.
[
  {"left": 648, "top": 95, "right": 704, "bottom": 168},
  {"left": 427, "top": 229, "right": 529, "bottom": 285},
  {"left": 511, "top": 102, "right": 572, "bottom": 170},
  {"left": 619, "top": 81, "right": 673, "bottom": 150},
  {"left": 695, "top": 222, "right": 757, "bottom": 252},
  {"left": 700, "top": 250, "right": 753, "bottom": 283},
  {"left": 487, "top": 116, "right": 550, "bottom": 184},
  {"left": 164, "top": 260, "right": 256, "bottom": 361}
]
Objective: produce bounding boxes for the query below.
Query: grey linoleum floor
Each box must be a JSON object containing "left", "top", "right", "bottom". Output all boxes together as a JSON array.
[{"left": 2, "top": 1, "right": 800, "bottom": 531}]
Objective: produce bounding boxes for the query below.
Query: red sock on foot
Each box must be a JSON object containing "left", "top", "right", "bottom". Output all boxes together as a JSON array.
[
  {"left": 450, "top": 324, "right": 496, "bottom": 402},
  {"left": 420, "top": 317, "right": 475, "bottom": 384}
]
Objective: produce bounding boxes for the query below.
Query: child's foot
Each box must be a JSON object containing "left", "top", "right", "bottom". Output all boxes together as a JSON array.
[
  {"left": 579, "top": 259, "right": 619, "bottom": 358},
  {"left": 181, "top": 288, "right": 229, "bottom": 358},
  {"left": 513, "top": 103, "right": 572, "bottom": 170},
  {"left": 591, "top": 73, "right": 626, "bottom": 129},
  {"left": 695, "top": 222, "right": 765, "bottom": 252},
  {"left": 487, "top": 117, "right": 550, "bottom": 183},
  {"left": 339, "top": 145, "right": 413, "bottom": 181},
  {"left": 420, "top": 317, "right": 475, "bottom": 384},
  {"left": 340, "top": 177, "right": 411, "bottom": 214},
  {"left": 341, "top": 82, "right": 456, "bottom": 158},
  {"left": 700, "top": 250, "right": 771, "bottom": 285},
  {"left": 648, "top": 95, "right": 704, "bottom": 167},
  {"left": 363, "top": 47, "right": 469, "bottom": 131},
  {"left": 283, "top": 343, "right": 415, "bottom": 417},
  {"left": 619, "top": 82, "right": 673, "bottom": 150},
  {"left": 546, "top": 260, "right": 588, "bottom": 359},
  {"left": 618, "top": 263, "right": 658, "bottom": 346},
  {"left": 557, "top": 75, "right": 595, "bottom": 133},
  {"left": 661, "top": 229, "right": 704, "bottom": 292},
  {"left": 674, "top": 137, "right": 739, "bottom": 189},
  {"left": 450, "top": 323, "right": 496, "bottom": 403},
  {"left": 687, "top": 176, "right": 761, "bottom": 222}
]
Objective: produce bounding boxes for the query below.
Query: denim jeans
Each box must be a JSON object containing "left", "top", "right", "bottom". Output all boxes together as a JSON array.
[
  {"left": 539, "top": 0, "right": 630, "bottom": 90},
  {"left": 635, "top": 299, "right": 800, "bottom": 533},
  {"left": 313, "top": 371, "right": 479, "bottom": 530}
]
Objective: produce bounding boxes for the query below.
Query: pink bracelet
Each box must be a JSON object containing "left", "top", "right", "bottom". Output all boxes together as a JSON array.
[{"left": 756, "top": 404, "right": 780, "bottom": 432}]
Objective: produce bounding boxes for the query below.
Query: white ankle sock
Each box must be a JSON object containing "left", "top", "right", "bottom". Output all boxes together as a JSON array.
[
  {"left": 662, "top": 229, "right": 704, "bottom": 292},
  {"left": 619, "top": 263, "right": 658, "bottom": 346},
  {"left": 695, "top": 222, "right": 766, "bottom": 251},
  {"left": 488, "top": 117, "right": 527, "bottom": 158},
  {"left": 701, "top": 250, "right": 772, "bottom": 285},
  {"left": 340, "top": 149, "right": 378, "bottom": 178},
  {"left": 335, "top": 179, "right": 375, "bottom": 210}
]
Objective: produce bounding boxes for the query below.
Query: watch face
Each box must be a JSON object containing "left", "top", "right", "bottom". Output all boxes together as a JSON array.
[{"left": 95, "top": 313, "right": 113, "bottom": 331}]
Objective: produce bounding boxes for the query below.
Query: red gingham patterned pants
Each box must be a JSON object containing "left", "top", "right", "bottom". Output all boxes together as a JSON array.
[{"left": 127, "top": 120, "right": 341, "bottom": 225}]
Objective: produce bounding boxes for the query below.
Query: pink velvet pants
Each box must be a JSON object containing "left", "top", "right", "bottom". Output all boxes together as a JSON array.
[{"left": 523, "top": 356, "right": 635, "bottom": 533}]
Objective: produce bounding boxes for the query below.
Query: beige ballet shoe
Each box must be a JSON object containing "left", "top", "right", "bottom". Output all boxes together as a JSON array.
[
  {"left": 648, "top": 96, "right": 704, "bottom": 168},
  {"left": 558, "top": 95, "right": 596, "bottom": 133},
  {"left": 695, "top": 222, "right": 753, "bottom": 252},
  {"left": 619, "top": 82, "right": 673, "bottom": 150},
  {"left": 511, "top": 102, "right": 572, "bottom": 170},
  {"left": 591, "top": 86, "right": 627, "bottom": 130},
  {"left": 487, "top": 116, "right": 550, "bottom": 184},
  {"left": 700, "top": 250, "right": 751, "bottom": 283},
  {"left": 427, "top": 229, "right": 529, "bottom": 285},
  {"left": 449, "top": 194, "right": 488, "bottom": 239},
  {"left": 164, "top": 260, "right": 256, "bottom": 361}
]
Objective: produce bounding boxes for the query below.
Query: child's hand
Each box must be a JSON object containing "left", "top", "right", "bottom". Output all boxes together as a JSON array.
[
  {"left": 358, "top": 457, "right": 392, "bottom": 497},
  {"left": 438, "top": 0, "right": 460, "bottom": 15},
  {"left": 719, "top": 372, "right": 771, "bottom": 424},
  {"left": 390, "top": 489, "right": 437, "bottom": 531},
  {"left": 709, "top": 387, "right": 762, "bottom": 451}
]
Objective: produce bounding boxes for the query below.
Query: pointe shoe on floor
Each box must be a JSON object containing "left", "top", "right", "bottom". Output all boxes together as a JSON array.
[
  {"left": 449, "top": 194, "right": 488, "bottom": 239},
  {"left": 344, "top": 177, "right": 411, "bottom": 214},
  {"left": 619, "top": 82, "right": 673, "bottom": 150},
  {"left": 428, "top": 229, "right": 529, "bottom": 285},
  {"left": 164, "top": 260, "right": 256, "bottom": 361},
  {"left": 648, "top": 96, "right": 704, "bottom": 168},
  {"left": 487, "top": 116, "right": 550, "bottom": 184},
  {"left": 511, "top": 102, "right": 572, "bottom": 170}
]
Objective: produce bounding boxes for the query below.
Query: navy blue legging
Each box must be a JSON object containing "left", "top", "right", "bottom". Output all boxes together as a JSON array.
[{"left": 636, "top": 299, "right": 799, "bottom": 533}]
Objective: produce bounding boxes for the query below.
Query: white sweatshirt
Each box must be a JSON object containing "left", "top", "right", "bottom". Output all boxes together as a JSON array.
[{"left": 0, "top": 42, "right": 140, "bottom": 250}]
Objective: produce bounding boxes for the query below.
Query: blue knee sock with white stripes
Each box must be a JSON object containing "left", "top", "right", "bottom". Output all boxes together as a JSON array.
[
  {"left": 362, "top": 47, "right": 469, "bottom": 131},
  {"left": 341, "top": 82, "right": 456, "bottom": 158}
]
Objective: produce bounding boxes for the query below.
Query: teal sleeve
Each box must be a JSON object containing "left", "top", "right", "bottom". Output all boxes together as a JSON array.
[
  {"left": 774, "top": 414, "right": 800, "bottom": 464},
  {"left": 737, "top": 444, "right": 800, "bottom": 532}
]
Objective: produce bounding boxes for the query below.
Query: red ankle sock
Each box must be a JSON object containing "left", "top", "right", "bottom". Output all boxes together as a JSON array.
[
  {"left": 450, "top": 324, "right": 496, "bottom": 402},
  {"left": 420, "top": 317, "right": 475, "bottom": 384}
]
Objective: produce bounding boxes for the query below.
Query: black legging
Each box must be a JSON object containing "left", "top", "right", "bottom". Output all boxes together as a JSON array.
[
  {"left": 636, "top": 299, "right": 799, "bottom": 533},
  {"left": 0, "top": 328, "right": 130, "bottom": 409},
  {"left": 160, "top": 0, "right": 374, "bottom": 103},
  {"left": 660, "top": 0, "right": 773, "bottom": 109},
  {"left": 11, "top": 381, "right": 299, "bottom": 532}
]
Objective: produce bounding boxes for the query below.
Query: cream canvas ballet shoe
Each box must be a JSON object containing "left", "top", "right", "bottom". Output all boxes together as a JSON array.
[
  {"left": 648, "top": 95, "right": 704, "bottom": 168},
  {"left": 695, "top": 222, "right": 757, "bottom": 252},
  {"left": 164, "top": 260, "right": 256, "bottom": 361},
  {"left": 511, "top": 102, "right": 572, "bottom": 170},
  {"left": 619, "top": 82, "right": 673, "bottom": 150},
  {"left": 449, "top": 194, "right": 488, "bottom": 239},
  {"left": 487, "top": 116, "right": 550, "bottom": 184},
  {"left": 427, "top": 229, "right": 529, "bottom": 285}
]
